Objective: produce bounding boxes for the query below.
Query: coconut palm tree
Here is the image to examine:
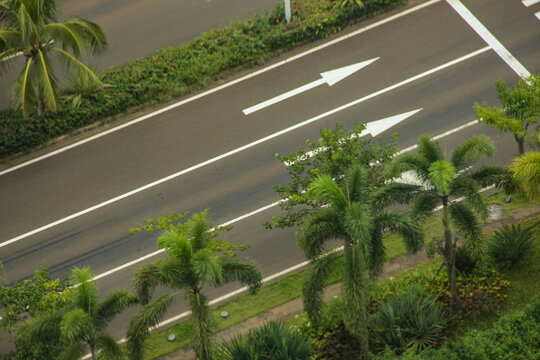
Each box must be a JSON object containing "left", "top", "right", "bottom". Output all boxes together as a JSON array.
[
  {"left": 298, "top": 164, "right": 423, "bottom": 359},
  {"left": 127, "top": 212, "right": 262, "bottom": 360},
  {"left": 0, "top": 0, "right": 107, "bottom": 117},
  {"left": 388, "top": 134, "right": 509, "bottom": 312},
  {"left": 16, "top": 267, "right": 138, "bottom": 360}
]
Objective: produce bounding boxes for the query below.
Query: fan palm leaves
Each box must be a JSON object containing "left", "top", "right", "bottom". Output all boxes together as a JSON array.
[
  {"left": 388, "top": 134, "right": 509, "bottom": 312},
  {"left": 510, "top": 151, "right": 540, "bottom": 202},
  {"left": 127, "top": 212, "right": 262, "bottom": 360},
  {"left": 298, "top": 164, "right": 423, "bottom": 359},
  {"left": 0, "top": 0, "right": 107, "bottom": 117},
  {"left": 16, "top": 267, "right": 138, "bottom": 360}
]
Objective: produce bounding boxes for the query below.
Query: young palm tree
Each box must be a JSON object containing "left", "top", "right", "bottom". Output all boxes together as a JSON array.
[
  {"left": 127, "top": 212, "right": 262, "bottom": 360},
  {"left": 388, "top": 135, "right": 508, "bottom": 312},
  {"left": 0, "top": 0, "right": 107, "bottom": 117},
  {"left": 298, "top": 164, "right": 423, "bottom": 359},
  {"left": 16, "top": 267, "right": 138, "bottom": 360}
]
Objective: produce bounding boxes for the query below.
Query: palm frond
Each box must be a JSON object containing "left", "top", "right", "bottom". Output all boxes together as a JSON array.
[
  {"left": 35, "top": 48, "right": 57, "bottom": 112},
  {"left": 344, "top": 163, "right": 370, "bottom": 203},
  {"left": 417, "top": 135, "right": 443, "bottom": 164},
  {"left": 96, "top": 289, "right": 139, "bottom": 331},
  {"left": 374, "top": 211, "right": 423, "bottom": 253},
  {"left": 41, "top": 21, "right": 85, "bottom": 57},
  {"left": 220, "top": 258, "right": 262, "bottom": 295},
  {"left": 511, "top": 151, "right": 540, "bottom": 201},
  {"left": 469, "top": 165, "right": 513, "bottom": 189},
  {"left": 61, "top": 308, "right": 93, "bottom": 344},
  {"left": 11, "top": 58, "right": 36, "bottom": 116},
  {"left": 389, "top": 153, "right": 431, "bottom": 182},
  {"left": 450, "top": 177, "right": 489, "bottom": 219},
  {"left": 303, "top": 252, "right": 338, "bottom": 326},
  {"left": 70, "top": 266, "right": 99, "bottom": 317},
  {"left": 308, "top": 174, "right": 348, "bottom": 210},
  {"left": 342, "top": 242, "right": 367, "bottom": 339},
  {"left": 189, "top": 291, "right": 214, "bottom": 360},
  {"left": 372, "top": 182, "right": 423, "bottom": 209},
  {"left": 52, "top": 46, "right": 102, "bottom": 86},
  {"left": 428, "top": 160, "right": 455, "bottom": 196},
  {"left": 156, "top": 229, "right": 192, "bottom": 262},
  {"left": 192, "top": 248, "right": 222, "bottom": 286},
  {"left": 411, "top": 192, "right": 440, "bottom": 220},
  {"left": 126, "top": 293, "right": 176, "bottom": 360},
  {"left": 132, "top": 263, "right": 163, "bottom": 304},
  {"left": 365, "top": 230, "right": 385, "bottom": 278},
  {"left": 297, "top": 207, "right": 343, "bottom": 259},
  {"left": 344, "top": 202, "right": 373, "bottom": 255},
  {"left": 15, "top": 308, "right": 63, "bottom": 349},
  {"left": 449, "top": 202, "right": 483, "bottom": 255},
  {"left": 189, "top": 211, "right": 212, "bottom": 251},
  {"left": 96, "top": 332, "right": 124, "bottom": 360},
  {"left": 451, "top": 135, "right": 495, "bottom": 170},
  {"left": 56, "top": 343, "right": 86, "bottom": 360}
]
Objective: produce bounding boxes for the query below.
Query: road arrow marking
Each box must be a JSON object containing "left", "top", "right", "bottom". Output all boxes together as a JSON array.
[
  {"left": 242, "top": 58, "right": 379, "bottom": 115},
  {"left": 285, "top": 108, "right": 422, "bottom": 166}
]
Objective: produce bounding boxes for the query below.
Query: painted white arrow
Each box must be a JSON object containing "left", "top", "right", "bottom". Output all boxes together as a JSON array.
[
  {"left": 242, "top": 57, "right": 379, "bottom": 115},
  {"left": 285, "top": 108, "right": 422, "bottom": 166}
]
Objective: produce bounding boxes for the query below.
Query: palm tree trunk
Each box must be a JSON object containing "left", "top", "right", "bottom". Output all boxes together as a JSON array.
[
  {"left": 189, "top": 290, "right": 214, "bottom": 360},
  {"left": 442, "top": 197, "right": 456, "bottom": 314},
  {"left": 89, "top": 342, "right": 98, "bottom": 360},
  {"left": 515, "top": 134, "right": 525, "bottom": 155},
  {"left": 342, "top": 240, "right": 369, "bottom": 359}
]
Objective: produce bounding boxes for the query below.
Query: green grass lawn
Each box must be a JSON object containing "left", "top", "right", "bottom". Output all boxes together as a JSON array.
[{"left": 140, "top": 192, "right": 539, "bottom": 359}]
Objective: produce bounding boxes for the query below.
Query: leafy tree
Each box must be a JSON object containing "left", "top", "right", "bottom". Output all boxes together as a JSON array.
[
  {"left": 265, "top": 121, "right": 398, "bottom": 229},
  {"left": 510, "top": 151, "right": 540, "bottom": 202},
  {"left": 16, "top": 267, "right": 138, "bottom": 360},
  {"left": 298, "top": 164, "right": 423, "bottom": 359},
  {"left": 474, "top": 74, "right": 539, "bottom": 154},
  {"left": 0, "top": 263, "right": 70, "bottom": 360},
  {"left": 388, "top": 135, "right": 508, "bottom": 312},
  {"left": 127, "top": 210, "right": 262, "bottom": 360},
  {"left": 0, "top": 0, "right": 107, "bottom": 117}
]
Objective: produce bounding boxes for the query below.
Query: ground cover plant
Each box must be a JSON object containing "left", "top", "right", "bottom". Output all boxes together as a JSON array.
[{"left": 0, "top": 0, "right": 407, "bottom": 157}]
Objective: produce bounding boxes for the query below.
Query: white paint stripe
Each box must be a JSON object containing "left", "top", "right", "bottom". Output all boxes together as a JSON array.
[
  {"left": 0, "top": 47, "right": 489, "bottom": 249},
  {"left": 0, "top": 0, "right": 441, "bottom": 177},
  {"left": 446, "top": 0, "right": 530, "bottom": 80},
  {"left": 535, "top": 11, "right": 540, "bottom": 20},
  {"left": 523, "top": 0, "right": 540, "bottom": 7}
]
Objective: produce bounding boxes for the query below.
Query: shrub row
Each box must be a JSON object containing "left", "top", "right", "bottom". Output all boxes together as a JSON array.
[
  {"left": 0, "top": 0, "right": 407, "bottom": 158},
  {"left": 375, "top": 295, "right": 540, "bottom": 360}
]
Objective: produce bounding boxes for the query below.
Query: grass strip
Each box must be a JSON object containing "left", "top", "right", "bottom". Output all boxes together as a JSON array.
[{"left": 141, "top": 190, "right": 538, "bottom": 359}]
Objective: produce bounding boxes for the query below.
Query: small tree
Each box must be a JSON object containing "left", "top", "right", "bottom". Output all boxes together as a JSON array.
[
  {"left": 389, "top": 135, "right": 509, "bottom": 312},
  {"left": 16, "top": 266, "right": 138, "bottom": 360},
  {"left": 298, "top": 164, "right": 423, "bottom": 359},
  {"left": 265, "top": 121, "right": 398, "bottom": 229},
  {"left": 127, "top": 210, "right": 262, "bottom": 360},
  {"left": 474, "top": 74, "right": 539, "bottom": 154}
]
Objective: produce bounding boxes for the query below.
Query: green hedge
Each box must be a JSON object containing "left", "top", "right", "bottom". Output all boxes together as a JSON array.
[
  {"left": 0, "top": 0, "right": 407, "bottom": 158},
  {"left": 375, "top": 295, "right": 540, "bottom": 360}
]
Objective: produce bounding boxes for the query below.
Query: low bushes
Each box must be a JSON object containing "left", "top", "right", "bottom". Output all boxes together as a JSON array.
[
  {"left": 0, "top": 0, "right": 407, "bottom": 158},
  {"left": 488, "top": 224, "right": 534, "bottom": 270}
]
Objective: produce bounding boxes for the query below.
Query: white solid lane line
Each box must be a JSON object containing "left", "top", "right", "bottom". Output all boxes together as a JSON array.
[
  {"left": 535, "top": 11, "right": 540, "bottom": 20},
  {"left": 523, "top": 0, "right": 540, "bottom": 7},
  {"left": 0, "top": 0, "right": 441, "bottom": 177},
  {"left": 0, "top": 46, "right": 491, "bottom": 249},
  {"left": 446, "top": 0, "right": 531, "bottom": 80}
]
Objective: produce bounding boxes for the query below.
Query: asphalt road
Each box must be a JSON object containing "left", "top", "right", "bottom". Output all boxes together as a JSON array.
[
  {"left": 0, "top": 0, "right": 280, "bottom": 107},
  {"left": 1, "top": 0, "right": 539, "bottom": 351}
]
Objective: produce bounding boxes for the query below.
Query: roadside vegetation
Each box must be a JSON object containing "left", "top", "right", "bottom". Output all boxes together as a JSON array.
[
  {"left": 0, "top": 0, "right": 408, "bottom": 158},
  {"left": 0, "top": 3, "right": 539, "bottom": 360}
]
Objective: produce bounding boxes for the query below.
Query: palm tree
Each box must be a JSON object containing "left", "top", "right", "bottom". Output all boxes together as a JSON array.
[
  {"left": 0, "top": 0, "right": 107, "bottom": 117},
  {"left": 127, "top": 212, "right": 262, "bottom": 360},
  {"left": 16, "top": 267, "right": 138, "bottom": 360},
  {"left": 298, "top": 164, "right": 423, "bottom": 359},
  {"left": 510, "top": 151, "right": 540, "bottom": 202},
  {"left": 388, "top": 135, "right": 508, "bottom": 312}
]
